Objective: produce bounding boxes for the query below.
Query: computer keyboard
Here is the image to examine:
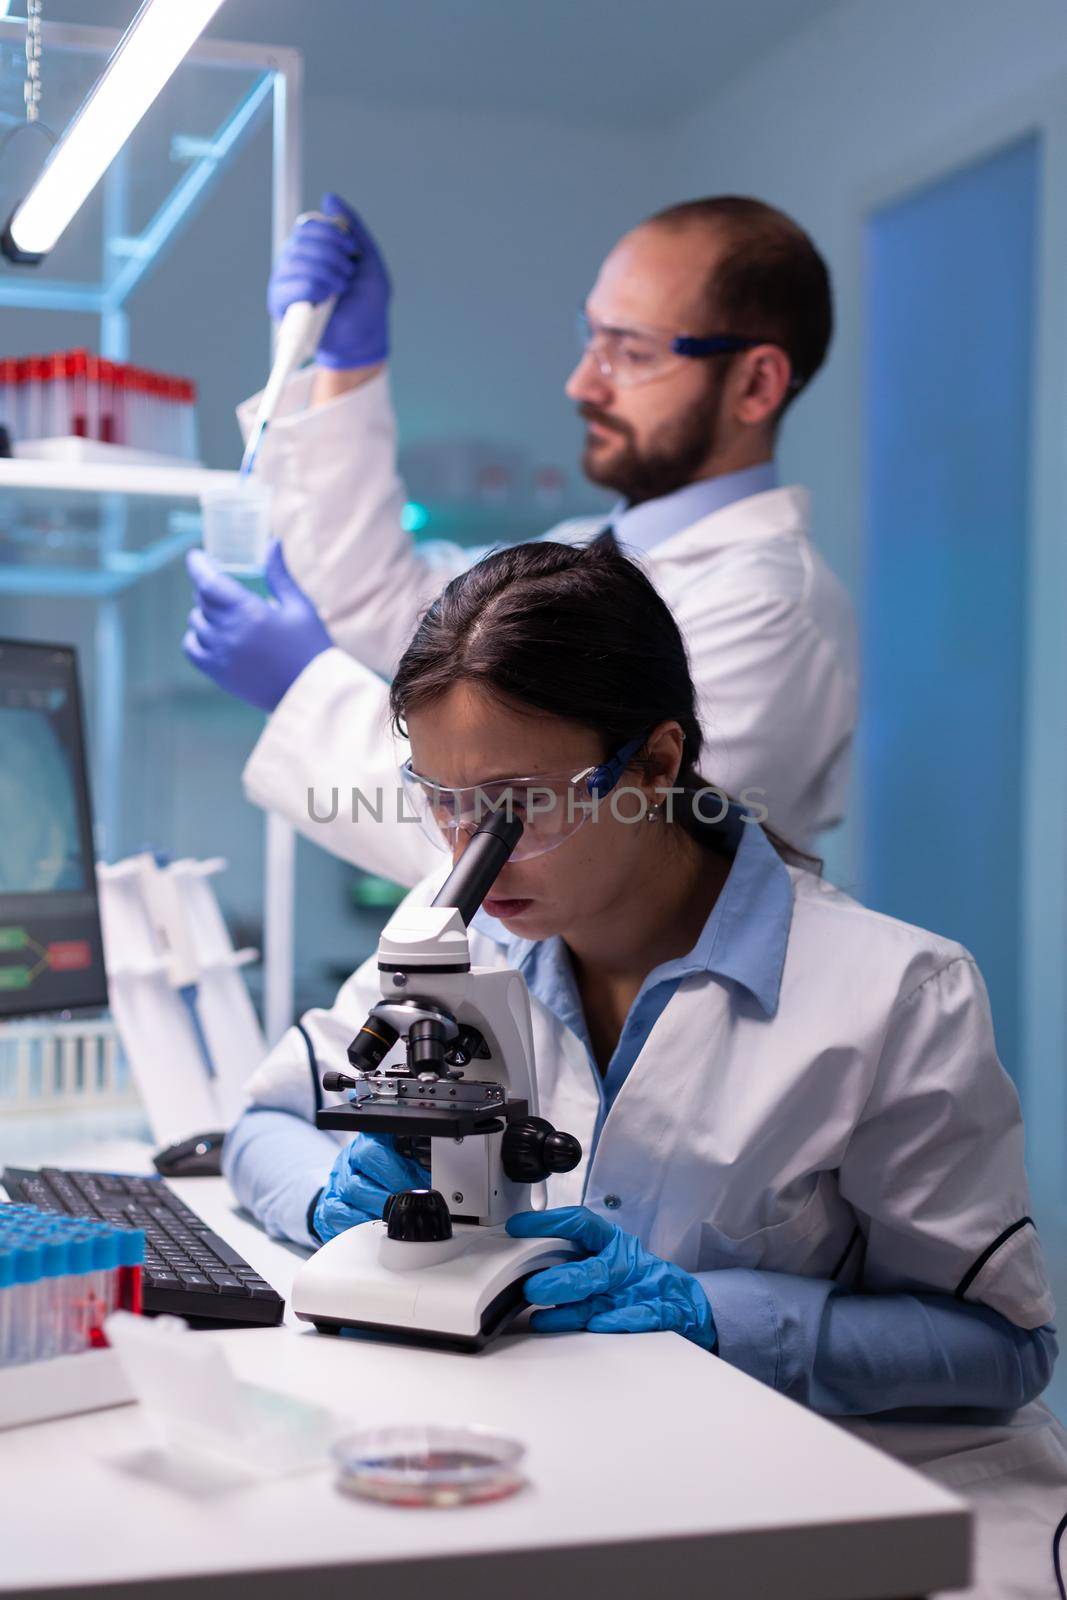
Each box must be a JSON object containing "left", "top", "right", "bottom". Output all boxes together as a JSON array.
[{"left": 1, "top": 1166, "right": 285, "bottom": 1328}]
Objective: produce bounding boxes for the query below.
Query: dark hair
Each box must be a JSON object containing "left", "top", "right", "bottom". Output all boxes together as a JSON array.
[
  {"left": 647, "top": 195, "right": 833, "bottom": 414},
  {"left": 390, "top": 536, "right": 813, "bottom": 866}
]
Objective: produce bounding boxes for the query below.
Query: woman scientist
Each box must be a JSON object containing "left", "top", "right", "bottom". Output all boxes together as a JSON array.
[{"left": 225, "top": 537, "right": 1055, "bottom": 1417}]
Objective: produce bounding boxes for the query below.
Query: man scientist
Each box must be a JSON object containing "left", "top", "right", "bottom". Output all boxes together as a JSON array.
[{"left": 184, "top": 193, "right": 857, "bottom": 880}]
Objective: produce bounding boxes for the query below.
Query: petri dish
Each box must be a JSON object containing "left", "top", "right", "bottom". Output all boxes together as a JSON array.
[{"left": 333, "top": 1424, "right": 525, "bottom": 1507}]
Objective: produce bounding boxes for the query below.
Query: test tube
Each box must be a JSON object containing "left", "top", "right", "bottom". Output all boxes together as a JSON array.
[
  {"left": 123, "top": 366, "right": 141, "bottom": 450},
  {"left": 11, "top": 1240, "right": 42, "bottom": 1365},
  {"left": 0, "top": 357, "right": 16, "bottom": 439},
  {"left": 62, "top": 1230, "right": 93, "bottom": 1354},
  {"left": 85, "top": 353, "right": 101, "bottom": 441},
  {"left": 164, "top": 377, "right": 179, "bottom": 456},
  {"left": 21, "top": 356, "right": 45, "bottom": 441},
  {"left": 180, "top": 378, "right": 199, "bottom": 461},
  {"left": 80, "top": 1226, "right": 120, "bottom": 1346},
  {"left": 68, "top": 349, "right": 89, "bottom": 438},
  {"left": 0, "top": 1247, "right": 13, "bottom": 1367},
  {"left": 117, "top": 1227, "right": 145, "bottom": 1314},
  {"left": 150, "top": 372, "right": 165, "bottom": 453},
  {"left": 14, "top": 357, "right": 28, "bottom": 440},
  {"left": 36, "top": 1230, "right": 70, "bottom": 1360},
  {"left": 97, "top": 358, "right": 115, "bottom": 443},
  {"left": 112, "top": 363, "right": 128, "bottom": 447},
  {"left": 0, "top": 1210, "right": 142, "bottom": 1364},
  {"left": 48, "top": 351, "right": 67, "bottom": 437}
]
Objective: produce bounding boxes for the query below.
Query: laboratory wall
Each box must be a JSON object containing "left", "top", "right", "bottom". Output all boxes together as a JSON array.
[
  {"left": 663, "top": 0, "right": 1067, "bottom": 1216},
  {"left": 0, "top": 83, "right": 668, "bottom": 1015}
]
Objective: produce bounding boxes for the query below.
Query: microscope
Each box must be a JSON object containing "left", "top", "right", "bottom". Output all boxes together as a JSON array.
[{"left": 291, "top": 811, "right": 584, "bottom": 1349}]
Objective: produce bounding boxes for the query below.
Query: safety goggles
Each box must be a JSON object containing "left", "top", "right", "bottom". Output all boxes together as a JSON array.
[
  {"left": 575, "top": 310, "right": 770, "bottom": 388},
  {"left": 400, "top": 733, "right": 648, "bottom": 862}
]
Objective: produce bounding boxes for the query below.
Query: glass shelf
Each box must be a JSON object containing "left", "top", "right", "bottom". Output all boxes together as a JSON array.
[{"left": 0, "top": 459, "right": 243, "bottom": 596}]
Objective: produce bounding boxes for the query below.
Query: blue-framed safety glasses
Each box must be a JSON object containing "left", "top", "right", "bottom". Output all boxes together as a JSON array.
[{"left": 400, "top": 732, "right": 649, "bottom": 861}]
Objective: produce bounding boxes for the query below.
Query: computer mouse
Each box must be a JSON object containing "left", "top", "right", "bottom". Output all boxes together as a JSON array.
[{"left": 152, "top": 1130, "right": 226, "bottom": 1179}]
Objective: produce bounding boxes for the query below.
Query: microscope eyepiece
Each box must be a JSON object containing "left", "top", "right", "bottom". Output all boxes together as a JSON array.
[{"left": 431, "top": 809, "right": 524, "bottom": 926}]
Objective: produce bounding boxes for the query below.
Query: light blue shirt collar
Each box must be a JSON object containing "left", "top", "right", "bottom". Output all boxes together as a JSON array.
[
  {"left": 610, "top": 462, "right": 778, "bottom": 555},
  {"left": 472, "top": 807, "right": 793, "bottom": 1020}
]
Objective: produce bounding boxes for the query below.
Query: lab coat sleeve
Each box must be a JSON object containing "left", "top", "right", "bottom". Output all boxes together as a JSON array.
[
  {"left": 223, "top": 870, "right": 449, "bottom": 1245},
  {"left": 222, "top": 1108, "right": 340, "bottom": 1249},
  {"left": 240, "top": 645, "right": 442, "bottom": 885},
  {"left": 237, "top": 369, "right": 472, "bottom": 676},
  {"left": 679, "top": 585, "right": 856, "bottom": 851},
  {"left": 697, "top": 1268, "right": 1058, "bottom": 1416},
  {"left": 837, "top": 955, "right": 1055, "bottom": 1330}
]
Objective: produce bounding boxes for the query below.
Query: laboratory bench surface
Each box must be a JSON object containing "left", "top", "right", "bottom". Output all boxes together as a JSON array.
[{"left": 0, "top": 1139, "right": 970, "bottom": 1600}]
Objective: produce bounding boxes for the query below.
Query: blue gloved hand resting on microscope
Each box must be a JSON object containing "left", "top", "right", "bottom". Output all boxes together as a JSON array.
[
  {"left": 506, "top": 1206, "right": 717, "bottom": 1351},
  {"left": 313, "top": 1133, "right": 432, "bottom": 1244},
  {"left": 183, "top": 540, "right": 331, "bottom": 712},
  {"left": 268, "top": 191, "right": 391, "bottom": 370}
]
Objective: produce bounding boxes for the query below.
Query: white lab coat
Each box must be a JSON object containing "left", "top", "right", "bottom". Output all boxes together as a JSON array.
[
  {"left": 237, "top": 370, "right": 858, "bottom": 878},
  {"left": 242, "top": 861, "right": 1066, "bottom": 1599}
]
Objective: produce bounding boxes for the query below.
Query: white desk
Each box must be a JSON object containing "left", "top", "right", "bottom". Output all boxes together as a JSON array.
[{"left": 0, "top": 1141, "right": 971, "bottom": 1600}]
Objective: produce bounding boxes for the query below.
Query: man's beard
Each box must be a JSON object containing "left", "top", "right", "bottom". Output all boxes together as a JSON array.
[{"left": 578, "top": 368, "right": 726, "bottom": 506}]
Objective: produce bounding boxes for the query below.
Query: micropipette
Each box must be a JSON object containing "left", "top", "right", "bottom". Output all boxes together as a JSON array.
[{"left": 240, "top": 209, "right": 357, "bottom": 479}]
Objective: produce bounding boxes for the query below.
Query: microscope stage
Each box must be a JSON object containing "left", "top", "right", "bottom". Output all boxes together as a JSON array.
[{"left": 291, "top": 1222, "right": 580, "bottom": 1351}]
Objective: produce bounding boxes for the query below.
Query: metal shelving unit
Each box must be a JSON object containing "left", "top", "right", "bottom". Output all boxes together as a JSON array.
[{"left": 0, "top": 18, "right": 303, "bottom": 1043}]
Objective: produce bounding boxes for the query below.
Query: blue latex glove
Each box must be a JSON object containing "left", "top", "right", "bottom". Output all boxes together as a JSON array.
[
  {"left": 183, "top": 540, "right": 331, "bottom": 712},
  {"left": 267, "top": 191, "right": 390, "bottom": 370},
  {"left": 506, "top": 1206, "right": 717, "bottom": 1350},
  {"left": 313, "top": 1133, "right": 431, "bottom": 1243}
]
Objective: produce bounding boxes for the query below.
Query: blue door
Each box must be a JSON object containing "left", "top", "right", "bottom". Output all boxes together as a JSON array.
[{"left": 863, "top": 134, "right": 1040, "bottom": 1081}]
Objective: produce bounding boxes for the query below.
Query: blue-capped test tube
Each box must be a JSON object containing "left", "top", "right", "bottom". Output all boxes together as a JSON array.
[
  {"left": 63, "top": 1230, "right": 94, "bottom": 1355},
  {"left": 10, "top": 1239, "right": 42, "bottom": 1365},
  {"left": 0, "top": 1247, "right": 13, "bottom": 1366},
  {"left": 0, "top": 1206, "right": 139, "bottom": 1361},
  {"left": 87, "top": 1226, "right": 121, "bottom": 1342},
  {"left": 36, "top": 1230, "right": 70, "bottom": 1361},
  {"left": 64, "top": 1224, "right": 119, "bottom": 1348}
]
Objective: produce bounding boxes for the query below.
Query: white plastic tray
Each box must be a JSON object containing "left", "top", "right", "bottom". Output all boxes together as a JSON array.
[
  {"left": 0, "top": 1348, "right": 134, "bottom": 1432},
  {"left": 14, "top": 437, "right": 202, "bottom": 470}
]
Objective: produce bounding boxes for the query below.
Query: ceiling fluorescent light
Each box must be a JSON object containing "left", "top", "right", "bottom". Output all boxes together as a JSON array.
[{"left": 2, "top": 0, "right": 227, "bottom": 263}]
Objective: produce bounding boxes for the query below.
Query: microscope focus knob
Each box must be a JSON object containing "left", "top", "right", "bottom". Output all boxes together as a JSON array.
[
  {"left": 502, "top": 1117, "right": 583, "bottom": 1183},
  {"left": 383, "top": 1188, "right": 454, "bottom": 1243}
]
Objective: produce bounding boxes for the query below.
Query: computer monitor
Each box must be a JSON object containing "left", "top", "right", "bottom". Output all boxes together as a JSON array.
[{"left": 0, "top": 639, "right": 108, "bottom": 1018}]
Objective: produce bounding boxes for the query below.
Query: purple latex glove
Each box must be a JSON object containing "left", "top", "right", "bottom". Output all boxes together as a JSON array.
[
  {"left": 183, "top": 540, "right": 331, "bottom": 712},
  {"left": 267, "top": 191, "right": 390, "bottom": 370}
]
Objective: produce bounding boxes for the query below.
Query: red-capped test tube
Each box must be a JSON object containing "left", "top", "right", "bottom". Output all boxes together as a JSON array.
[
  {"left": 0, "top": 357, "right": 17, "bottom": 440},
  {"left": 68, "top": 349, "right": 89, "bottom": 438},
  {"left": 179, "top": 378, "right": 199, "bottom": 461},
  {"left": 24, "top": 356, "right": 48, "bottom": 440},
  {"left": 97, "top": 358, "right": 115, "bottom": 443},
  {"left": 48, "top": 351, "right": 67, "bottom": 437},
  {"left": 117, "top": 1227, "right": 145, "bottom": 1315}
]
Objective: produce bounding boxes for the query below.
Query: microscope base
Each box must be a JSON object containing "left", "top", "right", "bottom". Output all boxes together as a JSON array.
[{"left": 291, "top": 1221, "right": 580, "bottom": 1351}]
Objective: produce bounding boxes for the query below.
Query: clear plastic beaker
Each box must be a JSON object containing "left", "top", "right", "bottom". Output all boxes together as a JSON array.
[{"left": 199, "top": 479, "right": 272, "bottom": 572}]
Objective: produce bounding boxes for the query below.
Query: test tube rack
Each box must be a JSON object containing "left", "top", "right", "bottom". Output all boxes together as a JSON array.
[{"left": 0, "top": 1345, "right": 134, "bottom": 1432}]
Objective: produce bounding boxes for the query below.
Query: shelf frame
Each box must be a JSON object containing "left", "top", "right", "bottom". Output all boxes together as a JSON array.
[{"left": 0, "top": 18, "right": 302, "bottom": 1046}]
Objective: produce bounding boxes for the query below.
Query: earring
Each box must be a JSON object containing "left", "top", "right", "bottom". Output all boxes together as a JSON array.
[{"left": 647, "top": 803, "right": 662, "bottom": 823}]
